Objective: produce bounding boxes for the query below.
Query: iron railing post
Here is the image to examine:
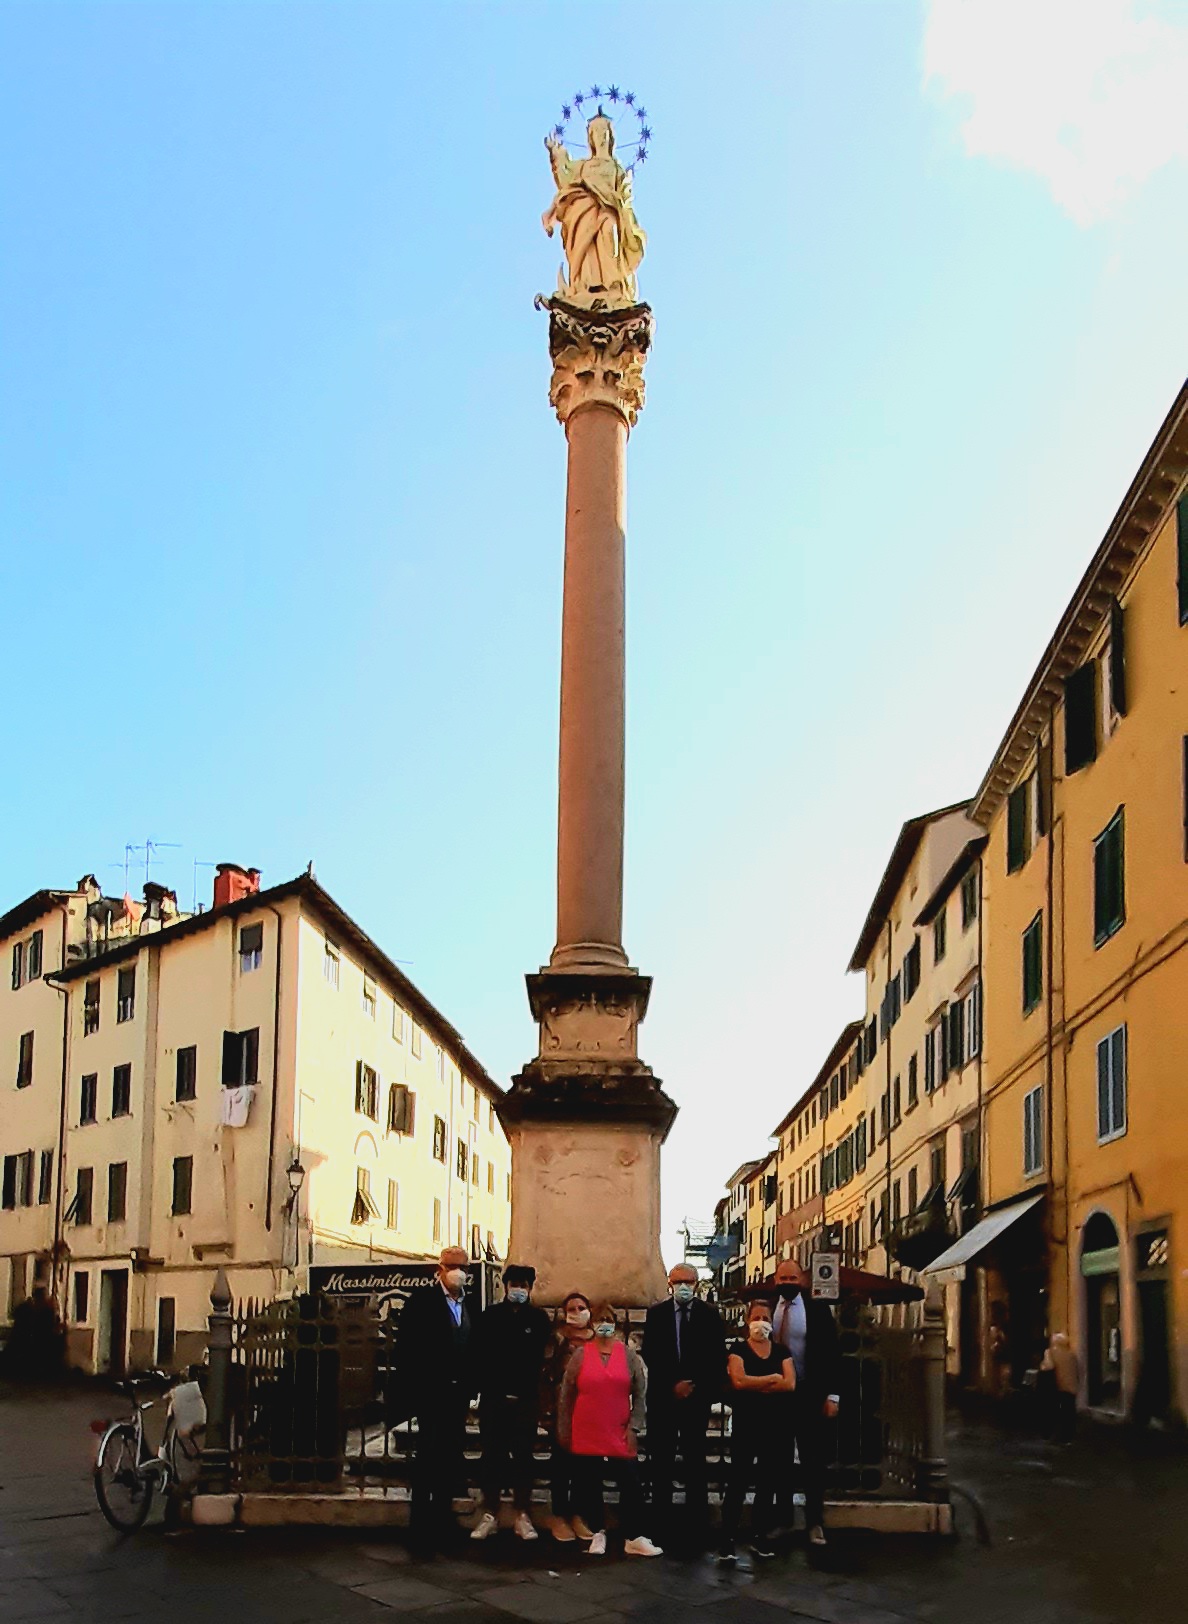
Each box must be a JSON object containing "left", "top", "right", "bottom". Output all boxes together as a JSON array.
[
  {"left": 200, "top": 1266, "right": 233, "bottom": 1494},
  {"left": 917, "top": 1282, "right": 949, "bottom": 1502}
]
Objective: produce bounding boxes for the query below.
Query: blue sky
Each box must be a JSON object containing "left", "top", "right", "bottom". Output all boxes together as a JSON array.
[{"left": 3, "top": 1, "right": 1187, "bottom": 1261}]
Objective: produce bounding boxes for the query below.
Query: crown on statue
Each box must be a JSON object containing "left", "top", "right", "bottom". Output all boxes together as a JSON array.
[{"left": 549, "top": 84, "right": 653, "bottom": 171}]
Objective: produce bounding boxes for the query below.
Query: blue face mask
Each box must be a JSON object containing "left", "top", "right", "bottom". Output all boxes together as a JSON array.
[
  {"left": 673, "top": 1283, "right": 696, "bottom": 1305},
  {"left": 594, "top": 1322, "right": 616, "bottom": 1339},
  {"left": 506, "top": 1287, "right": 529, "bottom": 1305}
]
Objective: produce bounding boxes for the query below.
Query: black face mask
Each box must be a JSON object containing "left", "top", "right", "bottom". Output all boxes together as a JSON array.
[{"left": 778, "top": 1283, "right": 801, "bottom": 1300}]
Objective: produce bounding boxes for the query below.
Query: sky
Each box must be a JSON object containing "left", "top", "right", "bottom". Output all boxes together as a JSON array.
[{"left": 3, "top": 0, "right": 1187, "bottom": 1265}]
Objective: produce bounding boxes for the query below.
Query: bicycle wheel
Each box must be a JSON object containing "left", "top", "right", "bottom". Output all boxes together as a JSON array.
[{"left": 94, "top": 1423, "right": 153, "bottom": 1532}]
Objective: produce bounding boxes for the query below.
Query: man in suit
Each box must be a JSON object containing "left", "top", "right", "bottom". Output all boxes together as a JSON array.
[
  {"left": 641, "top": 1263, "right": 726, "bottom": 1547},
  {"left": 770, "top": 1258, "right": 840, "bottom": 1548},
  {"left": 397, "top": 1246, "right": 475, "bottom": 1552}
]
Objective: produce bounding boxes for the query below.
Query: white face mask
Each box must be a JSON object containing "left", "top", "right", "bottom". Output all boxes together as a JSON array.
[
  {"left": 750, "top": 1320, "right": 773, "bottom": 1341},
  {"left": 566, "top": 1308, "right": 590, "bottom": 1327},
  {"left": 594, "top": 1322, "right": 616, "bottom": 1339},
  {"left": 444, "top": 1268, "right": 467, "bottom": 1291},
  {"left": 506, "top": 1287, "right": 529, "bottom": 1305}
]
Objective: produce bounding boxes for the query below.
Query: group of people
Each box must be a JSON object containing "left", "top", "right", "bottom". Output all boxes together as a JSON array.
[{"left": 396, "top": 1248, "right": 840, "bottom": 1562}]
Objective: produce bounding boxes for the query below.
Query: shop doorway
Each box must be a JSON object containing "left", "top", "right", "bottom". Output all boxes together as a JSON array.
[
  {"left": 98, "top": 1269, "right": 128, "bottom": 1377},
  {"left": 1134, "top": 1228, "right": 1172, "bottom": 1423},
  {"left": 1082, "top": 1213, "right": 1122, "bottom": 1409}
]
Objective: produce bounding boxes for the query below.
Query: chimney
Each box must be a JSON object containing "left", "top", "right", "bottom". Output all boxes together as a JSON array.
[
  {"left": 143, "top": 881, "right": 179, "bottom": 923},
  {"left": 213, "top": 863, "right": 261, "bottom": 911}
]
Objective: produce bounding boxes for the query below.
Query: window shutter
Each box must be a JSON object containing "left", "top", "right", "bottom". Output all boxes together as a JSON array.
[
  {"left": 1007, "top": 784, "right": 1028, "bottom": 871},
  {"left": 1036, "top": 738, "right": 1052, "bottom": 836},
  {"left": 11, "top": 942, "right": 22, "bottom": 990},
  {"left": 244, "top": 1028, "right": 259, "bottom": 1084},
  {"left": 1111, "top": 1026, "right": 1126, "bottom": 1133},
  {"left": 1064, "top": 661, "right": 1099, "bottom": 774},
  {"left": 222, "top": 1031, "right": 239, "bottom": 1086},
  {"left": 355, "top": 1059, "right": 366, "bottom": 1112},
  {"left": 1093, "top": 834, "right": 1108, "bottom": 941},
  {"left": 1109, "top": 598, "right": 1127, "bottom": 715},
  {"left": 27, "top": 931, "right": 42, "bottom": 979},
  {"left": 1096, "top": 1036, "right": 1110, "bottom": 1138},
  {"left": 404, "top": 1090, "right": 416, "bottom": 1136}
]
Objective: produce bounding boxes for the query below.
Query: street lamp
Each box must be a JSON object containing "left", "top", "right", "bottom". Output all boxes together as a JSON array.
[{"left": 285, "top": 1156, "right": 306, "bottom": 1208}]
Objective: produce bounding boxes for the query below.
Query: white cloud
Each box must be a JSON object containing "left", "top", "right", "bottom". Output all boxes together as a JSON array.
[{"left": 923, "top": 0, "right": 1188, "bottom": 224}]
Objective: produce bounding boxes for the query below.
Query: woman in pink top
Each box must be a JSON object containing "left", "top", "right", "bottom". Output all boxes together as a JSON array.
[{"left": 557, "top": 1301, "right": 662, "bottom": 1557}]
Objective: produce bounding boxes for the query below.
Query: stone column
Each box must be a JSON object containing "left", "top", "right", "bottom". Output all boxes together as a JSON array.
[{"left": 498, "top": 299, "right": 676, "bottom": 1308}]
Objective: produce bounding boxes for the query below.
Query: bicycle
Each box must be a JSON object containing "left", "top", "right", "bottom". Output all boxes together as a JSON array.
[{"left": 92, "top": 1370, "right": 206, "bottom": 1532}]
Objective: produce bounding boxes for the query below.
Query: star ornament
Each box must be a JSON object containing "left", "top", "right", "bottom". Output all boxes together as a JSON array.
[{"left": 548, "top": 85, "right": 654, "bottom": 173}]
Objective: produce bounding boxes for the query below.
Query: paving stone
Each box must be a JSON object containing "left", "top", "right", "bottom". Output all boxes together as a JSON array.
[
  {"left": 353, "top": 1576, "right": 470, "bottom": 1611},
  {"left": 472, "top": 1581, "right": 606, "bottom": 1622},
  {"left": 0, "top": 1579, "right": 75, "bottom": 1620}
]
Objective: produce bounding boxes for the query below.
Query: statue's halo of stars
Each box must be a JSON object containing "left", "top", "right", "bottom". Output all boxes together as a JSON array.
[{"left": 550, "top": 85, "right": 652, "bottom": 172}]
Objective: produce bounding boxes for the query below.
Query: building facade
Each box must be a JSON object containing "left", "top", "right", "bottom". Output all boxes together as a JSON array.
[
  {"left": 2, "top": 865, "right": 509, "bottom": 1374},
  {"left": 776, "top": 1023, "right": 861, "bottom": 1269},
  {"left": 972, "top": 386, "right": 1188, "bottom": 1421}
]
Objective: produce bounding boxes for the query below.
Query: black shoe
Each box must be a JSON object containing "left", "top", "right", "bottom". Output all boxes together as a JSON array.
[{"left": 717, "top": 1543, "right": 737, "bottom": 1565}]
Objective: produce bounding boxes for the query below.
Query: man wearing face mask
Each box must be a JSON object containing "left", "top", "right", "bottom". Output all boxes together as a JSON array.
[
  {"left": 397, "top": 1247, "right": 476, "bottom": 1553},
  {"left": 470, "top": 1265, "right": 552, "bottom": 1541},
  {"left": 641, "top": 1264, "right": 726, "bottom": 1548},
  {"left": 769, "top": 1259, "right": 840, "bottom": 1547}
]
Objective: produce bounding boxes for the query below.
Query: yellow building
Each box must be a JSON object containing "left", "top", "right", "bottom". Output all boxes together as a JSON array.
[
  {"left": 1, "top": 865, "right": 509, "bottom": 1374},
  {"left": 774, "top": 1023, "right": 861, "bottom": 1268},
  {"left": 743, "top": 1151, "right": 776, "bottom": 1284},
  {"left": 969, "top": 383, "right": 1188, "bottom": 1421}
]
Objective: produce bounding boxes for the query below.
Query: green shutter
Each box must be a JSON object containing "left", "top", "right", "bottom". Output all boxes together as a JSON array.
[
  {"left": 1109, "top": 598, "right": 1127, "bottom": 715},
  {"left": 1007, "top": 785, "right": 1028, "bottom": 871},
  {"left": 1064, "top": 661, "right": 1099, "bottom": 774}
]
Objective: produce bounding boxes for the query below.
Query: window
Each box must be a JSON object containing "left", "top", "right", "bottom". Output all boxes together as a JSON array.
[
  {"left": 1093, "top": 809, "right": 1125, "bottom": 946},
  {"left": 947, "top": 1001, "right": 965, "bottom": 1073},
  {"left": 117, "top": 967, "right": 136, "bottom": 1023},
  {"left": 903, "top": 940, "right": 921, "bottom": 1002},
  {"left": 11, "top": 941, "right": 23, "bottom": 990},
  {"left": 456, "top": 1215, "right": 463, "bottom": 1247},
  {"left": 107, "top": 1161, "right": 128, "bottom": 1223},
  {"left": 74, "top": 1166, "right": 94, "bottom": 1226},
  {"left": 1179, "top": 488, "right": 1188, "bottom": 624},
  {"left": 74, "top": 1271, "right": 89, "bottom": 1323},
  {"left": 488, "top": 1102, "right": 495, "bottom": 1132},
  {"left": 939, "top": 1010, "right": 952, "bottom": 1083},
  {"left": 17, "top": 1151, "right": 34, "bottom": 1207},
  {"left": 1023, "top": 1087, "right": 1044, "bottom": 1175},
  {"left": 354, "top": 1061, "right": 379, "bottom": 1118},
  {"left": 410, "top": 1023, "right": 422, "bottom": 1059},
  {"left": 961, "top": 870, "right": 978, "bottom": 930},
  {"left": 83, "top": 979, "right": 100, "bottom": 1035},
  {"left": 387, "top": 1178, "right": 399, "bottom": 1229},
  {"left": 456, "top": 1140, "right": 469, "bottom": 1182},
  {"left": 471, "top": 1224, "right": 482, "bottom": 1259},
  {"left": 929, "top": 1141, "right": 945, "bottom": 1191},
  {"left": 1, "top": 1155, "right": 15, "bottom": 1209},
  {"left": 239, "top": 922, "right": 263, "bottom": 973},
  {"left": 26, "top": 930, "right": 42, "bottom": 980},
  {"left": 924, "top": 1026, "right": 937, "bottom": 1093},
  {"left": 879, "top": 1093, "right": 888, "bottom": 1141},
  {"left": 471, "top": 1153, "right": 480, "bottom": 1187},
  {"left": 171, "top": 1156, "right": 193, "bottom": 1216},
  {"left": 387, "top": 1083, "right": 415, "bottom": 1134},
  {"left": 965, "top": 982, "right": 983, "bottom": 1058},
  {"left": 433, "top": 1115, "right": 447, "bottom": 1162},
  {"left": 80, "top": 1073, "right": 98, "bottom": 1124},
  {"left": 907, "top": 1166, "right": 918, "bottom": 1212},
  {"left": 112, "top": 1064, "right": 132, "bottom": 1118},
  {"left": 933, "top": 907, "right": 947, "bottom": 965},
  {"left": 1007, "top": 781, "right": 1031, "bottom": 872},
  {"left": 1096, "top": 1025, "right": 1127, "bottom": 1143},
  {"left": 222, "top": 1028, "right": 260, "bottom": 1087},
  {"left": 432, "top": 1198, "right": 442, "bottom": 1244},
  {"left": 892, "top": 1179, "right": 902, "bottom": 1225},
  {"left": 16, "top": 1030, "right": 33, "bottom": 1088},
  {"left": 864, "top": 1019, "right": 876, "bottom": 1064},
  {"left": 363, "top": 975, "right": 377, "bottom": 1019},
  {"left": 324, "top": 939, "right": 340, "bottom": 987},
  {"left": 1064, "top": 661, "right": 1098, "bottom": 774},
  {"left": 38, "top": 1149, "right": 53, "bottom": 1205},
  {"left": 393, "top": 1003, "right": 405, "bottom": 1043},
  {"left": 907, "top": 1053, "right": 919, "bottom": 1111},
  {"left": 168, "top": 1044, "right": 196, "bottom": 1104},
  {"left": 892, "top": 1075, "right": 901, "bottom": 1126},
  {"left": 157, "top": 1298, "right": 176, "bottom": 1366},
  {"left": 830, "top": 1073, "right": 840, "bottom": 1109},
  {"left": 1022, "top": 914, "right": 1043, "bottom": 1015}
]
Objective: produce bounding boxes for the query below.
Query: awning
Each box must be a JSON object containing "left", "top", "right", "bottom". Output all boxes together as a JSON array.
[{"left": 922, "top": 1193, "right": 1043, "bottom": 1280}]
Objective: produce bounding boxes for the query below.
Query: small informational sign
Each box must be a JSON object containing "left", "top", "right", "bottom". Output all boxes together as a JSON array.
[
  {"left": 811, "top": 1251, "right": 840, "bottom": 1301},
  {"left": 308, "top": 1261, "right": 498, "bottom": 1321}
]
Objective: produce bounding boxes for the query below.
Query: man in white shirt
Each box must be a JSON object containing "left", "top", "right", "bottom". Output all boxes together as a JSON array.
[{"left": 770, "top": 1259, "right": 839, "bottom": 1547}]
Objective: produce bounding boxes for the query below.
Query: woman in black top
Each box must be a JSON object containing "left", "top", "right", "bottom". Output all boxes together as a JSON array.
[{"left": 719, "top": 1298, "right": 795, "bottom": 1562}]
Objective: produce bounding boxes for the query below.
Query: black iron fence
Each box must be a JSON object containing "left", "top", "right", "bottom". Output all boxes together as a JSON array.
[{"left": 198, "top": 1272, "right": 947, "bottom": 1506}]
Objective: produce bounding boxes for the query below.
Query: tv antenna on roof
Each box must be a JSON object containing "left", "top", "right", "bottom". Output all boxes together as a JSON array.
[{"left": 121, "top": 838, "right": 181, "bottom": 891}]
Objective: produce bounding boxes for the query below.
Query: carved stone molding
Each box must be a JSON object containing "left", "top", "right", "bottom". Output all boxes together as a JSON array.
[{"left": 536, "top": 296, "right": 654, "bottom": 429}]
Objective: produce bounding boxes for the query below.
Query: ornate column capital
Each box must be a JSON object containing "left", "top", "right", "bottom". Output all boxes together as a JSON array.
[{"left": 536, "top": 296, "right": 654, "bottom": 429}]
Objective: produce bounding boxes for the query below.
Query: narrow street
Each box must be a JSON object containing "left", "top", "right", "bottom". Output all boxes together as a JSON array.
[{"left": 2, "top": 1386, "right": 1184, "bottom": 1624}]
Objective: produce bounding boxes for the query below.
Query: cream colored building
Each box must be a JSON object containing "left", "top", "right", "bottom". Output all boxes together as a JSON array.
[{"left": 1, "top": 865, "right": 509, "bottom": 1374}]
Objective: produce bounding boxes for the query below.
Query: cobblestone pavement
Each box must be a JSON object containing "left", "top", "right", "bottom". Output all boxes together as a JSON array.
[{"left": 2, "top": 1385, "right": 1185, "bottom": 1624}]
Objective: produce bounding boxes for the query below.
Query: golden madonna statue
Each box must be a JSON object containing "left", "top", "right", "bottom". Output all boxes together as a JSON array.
[{"left": 543, "top": 114, "right": 646, "bottom": 309}]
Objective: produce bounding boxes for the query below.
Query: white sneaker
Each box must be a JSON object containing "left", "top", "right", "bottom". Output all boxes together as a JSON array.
[
  {"left": 808, "top": 1523, "right": 827, "bottom": 1547},
  {"left": 624, "top": 1535, "right": 663, "bottom": 1558},
  {"left": 470, "top": 1512, "right": 498, "bottom": 1541},
  {"left": 514, "top": 1513, "right": 539, "bottom": 1541},
  {"left": 588, "top": 1529, "right": 607, "bottom": 1556}
]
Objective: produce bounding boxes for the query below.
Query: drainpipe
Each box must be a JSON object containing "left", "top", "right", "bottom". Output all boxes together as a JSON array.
[
  {"left": 1045, "top": 707, "right": 1058, "bottom": 1340},
  {"left": 47, "top": 906, "right": 72, "bottom": 1317},
  {"left": 263, "top": 904, "right": 284, "bottom": 1232}
]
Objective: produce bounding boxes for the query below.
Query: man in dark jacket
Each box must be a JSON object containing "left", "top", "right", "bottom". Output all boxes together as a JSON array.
[
  {"left": 642, "top": 1264, "right": 726, "bottom": 1546},
  {"left": 397, "top": 1247, "right": 475, "bottom": 1552},
  {"left": 469, "top": 1264, "right": 551, "bottom": 1540},
  {"left": 769, "top": 1259, "right": 840, "bottom": 1547}
]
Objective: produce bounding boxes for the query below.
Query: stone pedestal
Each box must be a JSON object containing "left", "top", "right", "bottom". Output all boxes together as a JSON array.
[{"left": 499, "top": 297, "right": 676, "bottom": 1307}]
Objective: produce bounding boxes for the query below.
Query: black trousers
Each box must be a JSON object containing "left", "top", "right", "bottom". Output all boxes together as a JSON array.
[
  {"left": 721, "top": 1424, "right": 778, "bottom": 1546},
  {"left": 411, "top": 1392, "right": 469, "bottom": 1545},
  {"left": 479, "top": 1395, "right": 538, "bottom": 1513},
  {"left": 550, "top": 1440, "right": 574, "bottom": 1519},
  {"left": 573, "top": 1454, "right": 646, "bottom": 1540},
  {"left": 646, "top": 1399, "right": 711, "bottom": 1524},
  {"left": 775, "top": 1394, "right": 827, "bottom": 1529}
]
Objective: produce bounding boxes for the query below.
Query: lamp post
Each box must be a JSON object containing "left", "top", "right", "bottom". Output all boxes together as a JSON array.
[{"left": 285, "top": 1156, "right": 306, "bottom": 1273}]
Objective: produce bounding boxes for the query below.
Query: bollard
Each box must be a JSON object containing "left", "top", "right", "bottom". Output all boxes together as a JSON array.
[
  {"left": 916, "top": 1282, "right": 949, "bottom": 1503},
  {"left": 199, "top": 1266, "right": 233, "bottom": 1495}
]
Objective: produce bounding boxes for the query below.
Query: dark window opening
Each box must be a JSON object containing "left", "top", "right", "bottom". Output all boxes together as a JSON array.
[
  {"left": 16, "top": 1030, "right": 33, "bottom": 1089},
  {"left": 222, "top": 1028, "right": 260, "bottom": 1087},
  {"left": 176, "top": 1045, "right": 197, "bottom": 1102},
  {"left": 80, "top": 1073, "right": 98, "bottom": 1124},
  {"left": 107, "top": 1161, "right": 127, "bottom": 1223},
  {"left": 1064, "top": 661, "right": 1099, "bottom": 774},
  {"left": 84, "top": 979, "right": 100, "bottom": 1035},
  {"left": 117, "top": 967, "right": 136, "bottom": 1023},
  {"left": 1093, "top": 808, "right": 1126, "bottom": 946},
  {"left": 1023, "top": 913, "right": 1044, "bottom": 1014},
  {"left": 111, "top": 1064, "right": 132, "bottom": 1118},
  {"left": 171, "top": 1156, "right": 193, "bottom": 1216}
]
